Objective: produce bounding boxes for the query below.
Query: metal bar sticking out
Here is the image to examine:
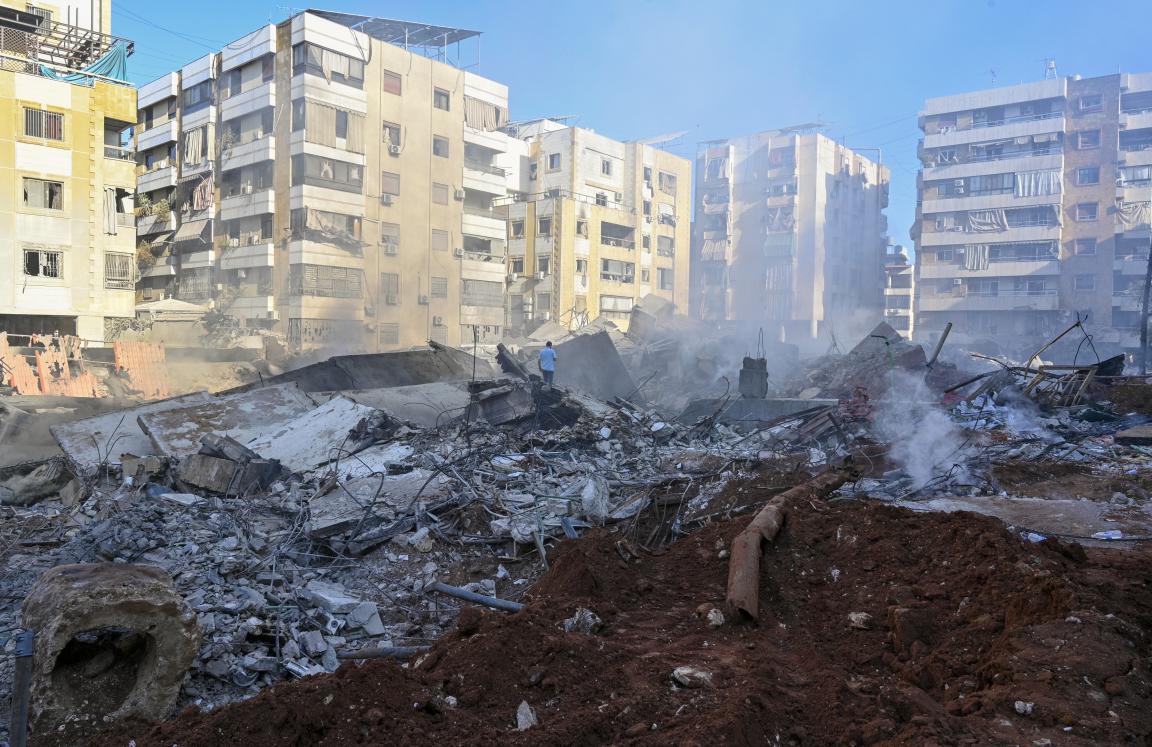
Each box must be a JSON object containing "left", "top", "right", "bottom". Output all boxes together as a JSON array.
[
  {"left": 925, "top": 322, "right": 952, "bottom": 369},
  {"left": 425, "top": 581, "right": 524, "bottom": 612},
  {"left": 9, "top": 629, "right": 35, "bottom": 747}
]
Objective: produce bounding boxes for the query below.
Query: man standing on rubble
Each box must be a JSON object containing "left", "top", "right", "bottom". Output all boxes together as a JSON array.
[{"left": 538, "top": 341, "right": 557, "bottom": 388}]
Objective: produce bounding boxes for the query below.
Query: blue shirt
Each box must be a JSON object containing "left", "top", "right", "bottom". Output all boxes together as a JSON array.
[{"left": 539, "top": 347, "right": 557, "bottom": 372}]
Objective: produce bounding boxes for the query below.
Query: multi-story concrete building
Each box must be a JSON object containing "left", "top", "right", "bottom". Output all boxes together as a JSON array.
[
  {"left": 913, "top": 73, "right": 1152, "bottom": 353},
  {"left": 498, "top": 119, "right": 691, "bottom": 335},
  {"left": 691, "top": 130, "right": 890, "bottom": 343},
  {"left": 883, "top": 244, "right": 914, "bottom": 336},
  {"left": 134, "top": 10, "right": 516, "bottom": 350},
  {"left": 0, "top": 1, "right": 137, "bottom": 341}
]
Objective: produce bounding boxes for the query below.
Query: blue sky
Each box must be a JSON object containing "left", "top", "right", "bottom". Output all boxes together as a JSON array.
[{"left": 116, "top": 0, "right": 1152, "bottom": 252}]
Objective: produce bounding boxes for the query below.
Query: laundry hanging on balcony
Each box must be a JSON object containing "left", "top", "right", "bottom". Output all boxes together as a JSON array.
[{"left": 39, "top": 42, "right": 129, "bottom": 86}]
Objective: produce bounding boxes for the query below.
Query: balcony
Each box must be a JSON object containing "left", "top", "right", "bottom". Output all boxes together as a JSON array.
[
  {"left": 461, "top": 252, "right": 507, "bottom": 283},
  {"left": 182, "top": 249, "right": 216, "bottom": 270},
  {"left": 138, "top": 119, "right": 178, "bottom": 151},
  {"left": 924, "top": 113, "right": 1064, "bottom": 149},
  {"left": 1123, "top": 109, "right": 1152, "bottom": 132},
  {"left": 463, "top": 160, "right": 507, "bottom": 195},
  {"left": 104, "top": 145, "right": 134, "bottom": 162},
  {"left": 1121, "top": 145, "right": 1152, "bottom": 168},
  {"left": 1116, "top": 255, "right": 1151, "bottom": 275},
  {"left": 462, "top": 210, "right": 506, "bottom": 240},
  {"left": 138, "top": 166, "right": 177, "bottom": 194},
  {"left": 919, "top": 258, "right": 1059, "bottom": 279},
  {"left": 1113, "top": 292, "right": 1146, "bottom": 312},
  {"left": 221, "top": 81, "right": 276, "bottom": 122},
  {"left": 139, "top": 73, "right": 179, "bottom": 109},
  {"left": 924, "top": 152, "right": 1062, "bottom": 181},
  {"left": 918, "top": 289, "right": 1059, "bottom": 312},
  {"left": 227, "top": 295, "right": 276, "bottom": 318},
  {"left": 219, "top": 242, "right": 275, "bottom": 270},
  {"left": 136, "top": 211, "right": 174, "bottom": 236},
  {"left": 220, "top": 189, "right": 275, "bottom": 222},
  {"left": 921, "top": 191, "right": 1060, "bottom": 214},
  {"left": 140, "top": 255, "right": 177, "bottom": 279},
  {"left": 464, "top": 126, "right": 509, "bottom": 152},
  {"left": 919, "top": 223, "right": 1060, "bottom": 247},
  {"left": 222, "top": 134, "right": 276, "bottom": 170},
  {"left": 601, "top": 236, "right": 635, "bottom": 250}
]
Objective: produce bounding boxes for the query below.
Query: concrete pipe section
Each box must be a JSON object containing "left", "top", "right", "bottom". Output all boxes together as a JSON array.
[{"left": 20, "top": 563, "right": 199, "bottom": 744}]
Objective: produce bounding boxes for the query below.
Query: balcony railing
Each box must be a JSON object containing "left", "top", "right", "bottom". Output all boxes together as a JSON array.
[
  {"left": 601, "top": 236, "right": 635, "bottom": 249},
  {"left": 463, "top": 205, "right": 498, "bottom": 217},
  {"left": 116, "top": 213, "right": 134, "bottom": 228},
  {"left": 964, "top": 288, "right": 1057, "bottom": 297},
  {"left": 464, "top": 160, "right": 506, "bottom": 177},
  {"left": 948, "top": 148, "right": 1060, "bottom": 165},
  {"left": 104, "top": 145, "right": 134, "bottom": 161},
  {"left": 1120, "top": 143, "right": 1152, "bottom": 153}
]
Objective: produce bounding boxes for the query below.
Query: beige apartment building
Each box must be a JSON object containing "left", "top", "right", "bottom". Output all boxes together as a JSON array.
[
  {"left": 498, "top": 120, "right": 691, "bottom": 334},
  {"left": 0, "top": 1, "right": 137, "bottom": 341},
  {"left": 134, "top": 10, "right": 515, "bottom": 351},
  {"left": 883, "top": 244, "right": 914, "bottom": 336},
  {"left": 692, "top": 130, "right": 890, "bottom": 343},
  {"left": 914, "top": 72, "right": 1152, "bottom": 354}
]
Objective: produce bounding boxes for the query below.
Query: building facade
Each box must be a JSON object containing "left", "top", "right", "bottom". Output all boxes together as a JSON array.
[
  {"left": 691, "top": 130, "right": 890, "bottom": 343},
  {"left": 499, "top": 119, "right": 691, "bottom": 335},
  {"left": 913, "top": 73, "right": 1152, "bottom": 353},
  {"left": 135, "top": 10, "right": 516, "bottom": 351},
  {"left": 0, "top": 1, "right": 137, "bottom": 341},
  {"left": 883, "top": 244, "right": 914, "bottom": 336}
]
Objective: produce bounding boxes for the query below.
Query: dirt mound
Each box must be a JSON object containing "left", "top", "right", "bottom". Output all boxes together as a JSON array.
[{"left": 93, "top": 490, "right": 1152, "bottom": 746}]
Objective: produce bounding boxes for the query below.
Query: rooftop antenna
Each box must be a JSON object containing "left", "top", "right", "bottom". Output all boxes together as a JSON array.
[
  {"left": 988, "top": 68, "right": 997, "bottom": 86},
  {"left": 1043, "top": 58, "right": 1058, "bottom": 80}
]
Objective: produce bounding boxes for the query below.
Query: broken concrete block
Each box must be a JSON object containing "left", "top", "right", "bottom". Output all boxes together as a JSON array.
[
  {"left": 303, "top": 580, "right": 362, "bottom": 614},
  {"left": 59, "top": 477, "right": 88, "bottom": 508},
  {"left": 159, "top": 492, "right": 205, "bottom": 507},
  {"left": 299, "top": 630, "right": 328, "bottom": 657},
  {"left": 120, "top": 453, "right": 167, "bottom": 482},
  {"left": 671, "top": 666, "right": 713, "bottom": 689},
  {"left": 348, "top": 601, "right": 380, "bottom": 627},
  {"left": 516, "top": 700, "right": 539, "bottom": 730},
  {"left": 1116, "top": 425, "right": 1152, "bottom": 445},
  {"left": 21, "top": 563, "right": 200, "bottom": 745},
  {"left": 179, "top": 453, "right": 242, "bottom": 493}
]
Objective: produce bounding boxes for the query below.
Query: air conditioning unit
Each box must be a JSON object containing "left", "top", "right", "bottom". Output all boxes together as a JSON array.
[
  {"left": 418, "top": 294, "right": 429, "bottom": 305},
  {"left": 454, "top": 188, "right": 465, "bottom": 201},
  {"left": 506, "top": 273, "right": 516, "bottom": 283},
  {"left": 385, "top": 293, "right": 398, "bottom": 305},
  {"left": 380, "top": 194, "right": 394, "bottom": 206},
  {"left": 432, "top": 315, "right": 444, "bottom": 326},
  {"left": 229, "top": 238, "right": 240, "bottom": 247},
  {"left": 237, "top": 269, "right": 247, "bottom": 279},
  {"left": 382, "top": 243, "right": 397, "bottom": 256},
  {"left": 614, "top": 192, "right": 623, "bottom": 203},
  {"left": 266, "top": 310, "right": 280, "bottom": 320},
  {"left": 388, "top": 144, "right": 401, "bottom": 156},
  {"left": 536, "top": 271, "right": 546, "bottom": 280},
  {"left": 952, "top": 278, "right": 963, "bottom": 285},
  {"left": 453, "top": 247, "right": 463, "bottom": 258}
]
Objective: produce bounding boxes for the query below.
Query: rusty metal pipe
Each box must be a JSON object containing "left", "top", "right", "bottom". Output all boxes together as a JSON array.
[{"left": 725, "top": 469, "right": 854, "bottom": 622}]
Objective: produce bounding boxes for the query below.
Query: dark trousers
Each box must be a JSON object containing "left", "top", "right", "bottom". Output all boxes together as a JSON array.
[{"left": 542, "top": 369, "right": 554, "bottom": 385}]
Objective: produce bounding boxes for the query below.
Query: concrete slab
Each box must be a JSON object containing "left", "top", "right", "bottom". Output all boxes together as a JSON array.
[
  {"left": 334, "top": 382, "right": 471, "bottom": 428},
  {"left": 245, "top": 396, "right": 382, "bottom": 473},
  {"left": 677, "top": 398, "right": 839, "bottom": 427},
  {"left": 49, "top": 392, "right": 215, "bottom": 478},
  {"left": 550, "top": 330, "right": 639, "bottom": 403},
  {"left": 319, "top": 441, "right": 415, "bottom": 481},
  {"left": 1115, "top": 425, "right": 1152, "bottom": 446},
  {"left": 137, "top": 384, "right": 316, "bottom": 461}
]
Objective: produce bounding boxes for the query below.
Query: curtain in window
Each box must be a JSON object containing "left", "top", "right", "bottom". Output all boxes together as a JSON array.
[
  {"left": 104, "top": 188, "right": 118, "bottom": 235},
  {"left": 305, "top": 102, "right": 339, "bottom": 148},
  {"left": 347, "top": 112, "right": 365, "bottom": 154},
  {"left": 1014, "top": 169, "right": 1061, "bottom": 197},
  {"left": 966, "top": 209, "right": 1008, "bottom": 233},
  {"left": 1117, "top": 201, "right": 1151, "bottom": 229},
  {"left": 183, "top": 127, "right": 203, "bottom": 166},
  {"left": 963, "top": 244, "right": 990, "bottom": 270}
]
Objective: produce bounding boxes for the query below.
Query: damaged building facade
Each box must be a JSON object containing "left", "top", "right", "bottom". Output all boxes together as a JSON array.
[
  {"left": 913, "top": 72, "right": 1152, "bottom": 354},
  {"left": 133, "top": 10, "right": 518, "bottom": 350},
  {"left": 0, "top": 1, "right": 137, "bottom": 341},
  {"left": 883, "top": 244, "right": 915, "bottom": 336},
  {"left": 498, "top": 120, "right": 691, "bottom": 334},
  {"left": 691, "top": 130, "right": 891, "bottom": 342}
]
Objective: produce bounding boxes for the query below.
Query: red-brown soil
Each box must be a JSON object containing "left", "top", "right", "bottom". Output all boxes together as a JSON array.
[{"left": 92, "top": 482, "right": 1152, "bottom": 746}]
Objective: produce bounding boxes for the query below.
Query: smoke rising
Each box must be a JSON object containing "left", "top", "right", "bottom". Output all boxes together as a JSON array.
[{"left": 873, "top": 370, "right": 971, "bottom": 489}]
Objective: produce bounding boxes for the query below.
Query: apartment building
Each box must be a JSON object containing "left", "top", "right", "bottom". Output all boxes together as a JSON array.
[
  {"left": 913, "top": 72, "right": 1152, "bottom": 353},
  {"left": 0, "top": 2, "right": 137, "bottom": 341},
  {"left": 883, "top": 244, "right": 914, "bottom": 336},
  {"left": 134, "top": 10, "right": 516, "bottom": 351},
  {"left": 692, "top": 131, "right": 890, "bottom": 343},
  {"left": 499, "top": 120, "right": 691, "bottom": 335}
]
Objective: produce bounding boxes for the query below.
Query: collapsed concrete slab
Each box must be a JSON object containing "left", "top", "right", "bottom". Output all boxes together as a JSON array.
[
  {"left": 21, "top": 563, "right": 199, "bottom": 744},
  {"left": 336, "top": 382, "right": 472, "bottom": 428},
  {"left": 49, "top": 392, "right": 215, "bottom": 478},
  {"left": 244, "top": 396, "right": 383, "bottom": 473},
  {"left": 137, "top": 384, "right": 316, "bottom": 461},
  {"left": 550, "top": 330, "right": 640, "bottom": 403}
]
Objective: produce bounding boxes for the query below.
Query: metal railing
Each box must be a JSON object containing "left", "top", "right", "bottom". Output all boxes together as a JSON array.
[
  {"left": 968, "top": 110, "right": 1061, "bottom": 130},
  {"left": 116, "top": 213, "right": 134, "bottom": 227},
  {"left": 1120, "top": 143, "right": 1152, "bottom": 153},
  {"left": 104, "top": 145, "right": 133, "bottom": 161},
  {"left": 966, "top": 288, "right": 1056, "bottom": 297},
  {"left": 601, "top": 236, "right": 635, "bottom": 249},
  {"left": 464, "top": 160, "right": 506, "bottom": 177}
]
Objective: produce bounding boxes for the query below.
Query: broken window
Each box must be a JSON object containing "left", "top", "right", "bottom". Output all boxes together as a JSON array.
[
  {"left": 657, "top": 268, "right": 674, "bottom": 291},
  {"left": 510, "top": 220, "right": 525, "bottom": 239},
  {"left": 1075, "top": 238, "right": 1097, "bottom": 255},
  {"left": 23, "top": 248, "right": 62, "bottom": 278},
  {"left": 380, "top": 222, "right": 400, "bottom": 253},
  {"left": 528, "top": 163, "right": 538, "bottom": 181},
  {"left": 511, "top": 258, "right": 524, "bottom": 274},
  {"left": 1077, "top": 130, "right": 1100, "bottom": 149},
  {"left": 382, "top": 121, "right": 401, "bottom": 148},
  {"left": 657, "top": 236, "right": 675, "bottom": 257},
  {"left": 575, "top": 259, "right": 588, "bottom": 274},
  {"left": 576, "top": 219, "right": 589, "bottom": 238},
  {"left": 538, "top": 256, "right": 550, "bottom": 275},
  {"left": 23, "top": 178, "right": 63, "bottom": 210},
  {"left": 599, "top": 294, "right": 633, "bottom": 320},
  {"left": 600, "top": 259, "right": 635, "bottom": 283},
  {"left": 658, "top": 171, "right": 677, "bottom": 195},
  {"left": 1079, "top": 94, "right": 1102, "bottom": 113},
  {"left": 292, "top": 154, "right": 363, "bottom": 192}
]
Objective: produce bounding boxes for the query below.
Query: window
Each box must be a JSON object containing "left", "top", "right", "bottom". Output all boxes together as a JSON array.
[
  {"left": 536, "top": 292, "right": 551, "bottom": 312},
  {"left": 380, "top": 272, "right": 400, "bottom": 304},
  {"left": 380, "top": 322, "right": 400, "bottom": 345},
  {"left": 289, "top": 208, "right": 362, "bottom": 244},
  {"left": 657, "top": 236, "right": 675, "bottom": 257},
  {"left": 431, "top": 229, "right": 450, "bottom": 252},
  {"left": 1077, "top": 130, "right": 1100, "bottom": 150},
  {"left": 642, "top": 235, "right": 651, "bottom": 250},
  {"left": 104, "top": 252, "right": 133, "bottom": 290},
  {"left": 290, "top": 264, "right": 363, "bottom": 297},
  {"left": 537, "top": 217, "right": 552, "bottom": 236},
  {"left": 538, "top": 256, "right": 550, "bottom": 275},
  {"left": 657, "top": 268, "right": 674, "bottom": 291},
  {"left": 23, "top": 108, "right": 63, "bottom": 141},
  {"left": 600, "top": 259, "right": 635, "bottom": 282},
  {"left": 575, "top": 258, "right": 588, "bottom": 274},
  {"left": 1075, "top": 202, "right": 1098, "bottom": 221},
  {"left": 528, "top": 163, "right": 538, "bottom": 181},
  {"left": 462, "top": 279, "right": 503, "bottom": 307},
  {"left": 601, "top": 158, "right": 613, "bottom": 176},
  {"left": 643, "top": 166, "right": 652, "bottom": 183},
  {"left": 1075, "top": 238, "right": 1097, "bottom": 255},
  {"left": 547, "top": 153, "right": 561, "bottom": 171},
  {"left": 182, "top": 80, "right": 213, "bottom": 111},
  {"left": 432, "top": 136, "right": 449, "bottom": 158},
  {"left": 430, "top": 276, "right": 448, "bottom": 298},
  {"left": 292, "top": 154, "right": 363, "bottom": 192},
  {"left": 382, "top": 121, "right": 401, "bottom": 147},
  {"left": 220, "top": 69, "right": 242, "bottom": 99},
  {"left": 433, "top": 88, "right": 451, "bottom": 111},
  {"left": 381, "top": 171, "right": 400, "bottom": 196},
  {"left": 595, "top": 193, "right": 608, "bottom": 207},
  {"left": 1079, "top": 94, "right": 1103, "bottom": 113},
  {"left": 381, "top": 70, "right": 402, "bottom": 96},
  {"left": 936, "top": 248, "right": 954, "bottom": 262},
  {"left": 379, "top": 222, "right": 400, "bottom": 254},
  {"left": 23, "top": 178, "right": 62, "bottom": 210},
  {"left": 510, "top": 220, "right": 525, "bottom": 239},
  {"left": 23, "top": 248, "right": 62, "bottom": 278},
  {"left": 335, "top": 110, "right": 349, "bottom": 139},
  {"left": 262, "top": 55, "right": 274, "bottom": 81},
  {"left": 432, "top": 182, "right": 449, "bottom": 205},
  {"left": 292, "top": 43, "right": 365, "bottom": 88},
  {"left": 1076, "top": 167, "right": 1100, "bottom": 186},
  {"left": 658, "top": 171, "right": 677, "bottom": 196},
  {"left": 511, "top": 258, "right": 524, "bottom": 274},
  {"left": 643, "top": 200, "right": 651, "bottom": 216},
  {"left": 599, "top": 294, "right": 634, "bottom": 319},
  {"left": 1074, "top": 274, "right": 1096, "bottom": 291},
  {"left": 576, "top": 219, "right": 588, "bottom": 237}
]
